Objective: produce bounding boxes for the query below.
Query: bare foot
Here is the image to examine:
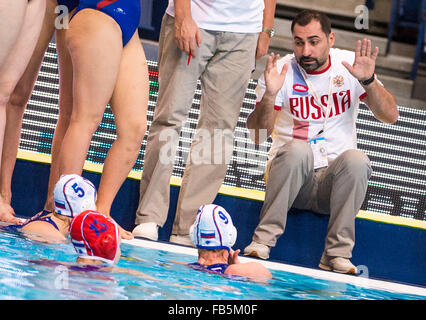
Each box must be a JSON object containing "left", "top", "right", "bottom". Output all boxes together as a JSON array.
[
  {"left": 105, "top": 214, "right": 134, "bottom": 240},
  {"left": 95, "top": 207, "right": 134, "bottom": 240},
  {"left": 119, "top": 225, "right": 134, "bottom": 240}
]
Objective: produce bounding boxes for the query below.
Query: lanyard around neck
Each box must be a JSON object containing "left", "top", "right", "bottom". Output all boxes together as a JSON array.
[{"left": 297, "top": 60, "right": 333, "bottom": 136}]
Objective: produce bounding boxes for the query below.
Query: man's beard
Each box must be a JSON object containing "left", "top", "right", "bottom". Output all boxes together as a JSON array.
[{"left": 298, "top": 56, "right": 327, "bottom": 72}]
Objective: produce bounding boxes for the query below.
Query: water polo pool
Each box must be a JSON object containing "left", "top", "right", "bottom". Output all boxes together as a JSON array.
[{"left": 0, "top": 224, "right": 425, "bottom": 300}]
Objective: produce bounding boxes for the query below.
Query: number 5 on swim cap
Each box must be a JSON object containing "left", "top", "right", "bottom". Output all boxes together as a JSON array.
[{"left": 53, "top": 174, "right": 97, "bottom": 218}]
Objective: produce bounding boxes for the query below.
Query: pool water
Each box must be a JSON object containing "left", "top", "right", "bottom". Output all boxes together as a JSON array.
[{"left": 0, "top": 226, "right": 424, "bottom": 300}]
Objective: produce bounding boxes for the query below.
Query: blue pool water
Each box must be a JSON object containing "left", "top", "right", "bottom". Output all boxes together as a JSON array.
[{"left": 0, "top": 226, "right": 424, "bottom": 300}]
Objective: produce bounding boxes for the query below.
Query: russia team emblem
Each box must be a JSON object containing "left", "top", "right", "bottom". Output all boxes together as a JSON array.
[{"left": 333, "top": 75, "right": 345, "bottom": 87}]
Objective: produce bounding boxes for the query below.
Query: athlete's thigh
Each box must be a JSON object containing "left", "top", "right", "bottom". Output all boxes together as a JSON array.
[
  {"left": 0, "top": 0, "right": 46, "bottom": 98},
  {"left": 109, "top": 32, "right": 149, "bottom": 132},
  {"left": 0, "top": 0, "right": 27, "bottom": 68},
  {"left": 66, "top": 9, "right": 122, "bottom": 120}
]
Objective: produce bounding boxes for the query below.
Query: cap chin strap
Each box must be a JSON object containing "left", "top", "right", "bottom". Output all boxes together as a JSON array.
[
  {"left": 73, "top": 239, "right": 116, "bottom": 265},
  {"left": 77, "top": 254, "right": 115, "bottom": 265},
  {"left": 189, "top": 224, "right": 197, "bottom": 246},
  {"left": 228, "top": 226, "right": 237, "bottom": 248},
  {"left": 80, "top": 199, "right": 96, "bottom": 213}
]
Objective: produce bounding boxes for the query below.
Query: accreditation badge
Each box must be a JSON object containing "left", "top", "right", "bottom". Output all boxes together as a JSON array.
[{"left": 309, "top": 137, "right": 328, "bottom": 169}]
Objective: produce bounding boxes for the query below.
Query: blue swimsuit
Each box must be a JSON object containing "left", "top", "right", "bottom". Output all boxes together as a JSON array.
[
  {"left": 57, "top": 0, "right": 80, "bottom": 11},
  {"left": 6, "top": 210, "right": 59, "bottom": 233},
  {"left": 72, "top": 0, "right": 141, "bottom": 46},
  {"left": 188, "top": 263, "right": 229, "bottom": 274}
]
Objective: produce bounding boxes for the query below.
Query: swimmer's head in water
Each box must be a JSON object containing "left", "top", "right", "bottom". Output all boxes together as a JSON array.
[
  {"left": 70, "top": 210, "right": 121, "bottom": 264},
  {"left": 189, "top": 204, "right": 237, "bottom": 251}
]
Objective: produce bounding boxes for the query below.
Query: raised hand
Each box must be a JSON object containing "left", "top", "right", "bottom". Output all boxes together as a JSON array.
[
  {"left": 342, "top": 38, "right": 378, "bottom": 81},
  {"left": 264, "top": 53, "right": 289, "bottom": 96}
]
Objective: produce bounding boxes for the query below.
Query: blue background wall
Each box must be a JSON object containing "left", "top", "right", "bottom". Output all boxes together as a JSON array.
[
  {"left": 11, "top": 159, "right": 426, "bottom": 288},
  {"left": 138, "top": 0, "right": 169, "bottom": 41}
]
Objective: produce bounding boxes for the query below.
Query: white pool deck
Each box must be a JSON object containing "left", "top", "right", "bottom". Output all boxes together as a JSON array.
[{"left": 124, "top": 237, "right": 426, "bottom": 298}]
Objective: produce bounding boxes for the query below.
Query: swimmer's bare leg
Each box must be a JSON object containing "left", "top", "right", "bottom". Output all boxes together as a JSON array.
[
  {"left": 0, "top": 0, "right": 45, "bottom": 223},
  {"left": 42, "top": 22, "right": 75, "bottom": 212},
  {"left": 0, "top": 0, "right": 56, "bottom": 215},
  {"left": 96, "top": 32, "right": 149, "bottom": 239},
  {"left": 0, "top": 0, "right": 27, "bottom": 68},
  {"left": 58, "top": 9, "right": 122, "bottom": 185}
]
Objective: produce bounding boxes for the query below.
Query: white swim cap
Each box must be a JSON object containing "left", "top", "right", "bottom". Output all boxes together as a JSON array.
[
  {"left": 53, "top": 174, "right": 97, "bottom": 218},
  {"left": 189, "top": 204, "right": 237, "bottom": 250}
]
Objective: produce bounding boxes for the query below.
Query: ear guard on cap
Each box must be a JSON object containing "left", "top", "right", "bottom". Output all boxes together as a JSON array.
[
  {"left": 189, "top": 204, "right": 237, "bottom": 250},
  {"left": 228, "top": 225, "right": 237, "bottom": 248}
]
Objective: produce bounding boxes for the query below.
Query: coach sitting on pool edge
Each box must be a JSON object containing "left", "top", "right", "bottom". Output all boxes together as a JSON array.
[{"left": 243, "top": 10, "right": 398, "bottom": 274}]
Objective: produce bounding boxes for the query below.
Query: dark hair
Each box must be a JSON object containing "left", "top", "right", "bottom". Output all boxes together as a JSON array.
[
  {"left": 291, "top": 10, "right": 332, "bottom": 35},
  {"left": 198, "top": 248, "right": 226, "bottom": 254}
]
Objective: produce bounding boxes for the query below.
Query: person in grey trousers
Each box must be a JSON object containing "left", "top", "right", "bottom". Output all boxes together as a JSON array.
[
  {"left": 244, "top": 10, "right": 398, "bottom": 275},
  {"left": 132, "top": 0, "right": 277, "bottom": 244}
]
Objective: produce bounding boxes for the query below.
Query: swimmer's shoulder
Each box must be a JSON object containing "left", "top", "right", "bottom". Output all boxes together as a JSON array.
[
  {"left": 21, "top": 221, "right": 67, "bottom": 242},
  {"left": 224, "top": 262, "right": 272, "bottom": 279}
]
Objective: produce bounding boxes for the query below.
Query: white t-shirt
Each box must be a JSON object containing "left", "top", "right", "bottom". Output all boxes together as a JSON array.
[
  {"left": 166, "top": 0, "right": 264, "bottom": 33},
  {"left": 255, "top": 48, "right": 376, "bottom": 161}
]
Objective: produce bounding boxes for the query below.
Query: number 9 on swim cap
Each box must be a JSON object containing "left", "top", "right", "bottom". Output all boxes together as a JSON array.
[{"left": 189, "top": 204, "right": 237, "bottom": 250}]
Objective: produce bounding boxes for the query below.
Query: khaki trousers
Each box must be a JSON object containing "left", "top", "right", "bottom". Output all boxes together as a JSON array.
[
  {"left": 252, "top": 139, "right": 372, "bottom": 258},
  {"left": 135, "top": 14, "right": 258, "bottom": 235}
]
